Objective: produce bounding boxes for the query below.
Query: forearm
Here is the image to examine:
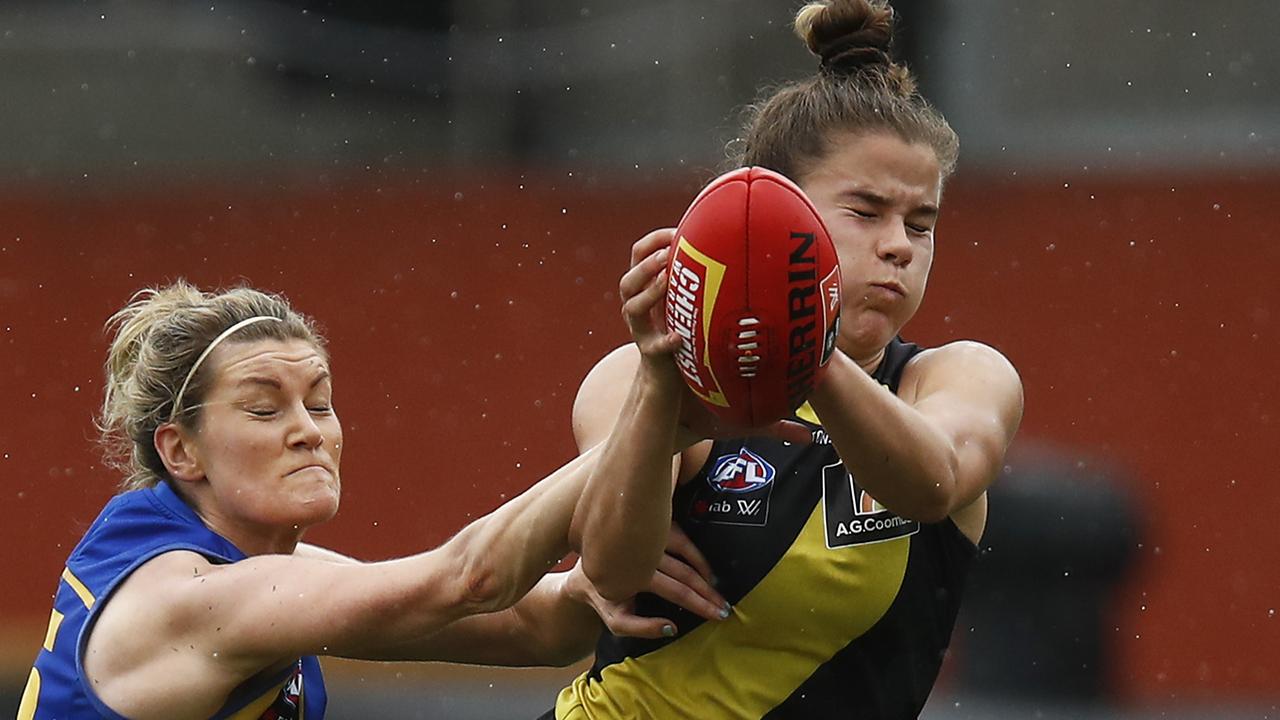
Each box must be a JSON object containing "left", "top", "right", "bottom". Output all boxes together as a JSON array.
[
  {"left": 356, "top": 571, "right": 600, "bottom": 666},
  {"left": 570, "top": 362, "right": 682, "bottom": 600},
  {"left": 310, "top": 452, "right": 600, "bottom": 659},
  {"left": 162, "top": 449, "right": 610, "bottom": 668},
  {"left": 808, "top": 352, "right": 959, "bottom": 521},
  {"left": 444, "top": 446, "right": 601, "bottom": 615}
]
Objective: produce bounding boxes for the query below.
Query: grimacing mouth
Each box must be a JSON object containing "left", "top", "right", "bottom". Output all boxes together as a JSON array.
[
  {"left": 870, "top": 279, "right": 907, "bottom": 296},
  {"left": 286, "top": 462, "right": 335, "bottom": 477}
]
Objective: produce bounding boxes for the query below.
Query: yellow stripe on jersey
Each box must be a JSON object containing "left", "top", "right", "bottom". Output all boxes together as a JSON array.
[
  {"left": 17, "top": 668, "right": 40, "bottom": 720},
  {"left": 61, "top": 567, "right": 95, "bottom": 609},
  {"left": 794, "top": 401, "right": 820, "bottom": 425},
  {"left": 556, "top": 498, "right": 911, "bottom": 719},
  {"left": 42, "top": 608, "right": 64, "bottom": 652}
]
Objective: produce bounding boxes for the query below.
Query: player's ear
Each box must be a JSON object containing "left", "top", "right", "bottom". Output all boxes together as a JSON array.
[{"left": 155, "top": 422, "right": 204, "bottom": 483}]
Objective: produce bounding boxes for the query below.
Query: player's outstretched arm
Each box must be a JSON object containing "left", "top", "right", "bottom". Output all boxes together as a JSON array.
[
  {"left": 85, "top": 444, "right": 609, "bottom": 715},
  {"left": 568, "top": 229, "right": 698, "bottom": 603},
  {"left": 808, "top": 342, "right": 1023, "bottom": 523},
  {"left": 84, "top": 249, "right": 726, "bottom": 713},
  {"left": 566, "top": 228, "right": 807, "bottom": 603},
  {"left": 369, "top": 523, "right": 727, "bottom": 666}
]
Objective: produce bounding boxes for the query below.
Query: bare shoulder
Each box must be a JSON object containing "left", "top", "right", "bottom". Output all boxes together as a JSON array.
[
  {"left": 84, "top": 550, "right": 238, "bottom": 715},
  {"left": 901, "top": 340, "right": 1024, "bottom": 445},
  {"left": 575, "top": 344, "right": 641, "bottom": 398},
  {"left": 572, "top": 343, "right": 641, "bottom": 450},
  {"left": 571, "top": 343, "right": 711, "bottom": 483},
  {"left": 91, "top": 549, "right": 214, "bottom": 635},
  {"left": 909, "top": 339, "right": 1017, "bottom": 373},
  {"left": 902, "top": 340, "right": 1022, "bottom": 404},
  {"left": 86, "top": 550, "right": 221, "bottom": 656}
]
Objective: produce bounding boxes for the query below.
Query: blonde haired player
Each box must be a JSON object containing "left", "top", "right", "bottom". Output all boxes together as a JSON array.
[{"left": 19, "top": 281, "right": 727, "bottom": 719}]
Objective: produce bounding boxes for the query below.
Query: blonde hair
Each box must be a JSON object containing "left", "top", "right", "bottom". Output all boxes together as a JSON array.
[
  {"left": 730, "top": 0, "right": 958, "bottom": 180},
  {"left": 99, "top": 281, "right": 326, "bottom": 490}
]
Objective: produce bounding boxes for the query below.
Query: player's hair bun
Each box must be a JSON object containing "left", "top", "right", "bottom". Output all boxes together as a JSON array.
[{"left": 795, "top": 0, "right": 899, "bottom": 79}]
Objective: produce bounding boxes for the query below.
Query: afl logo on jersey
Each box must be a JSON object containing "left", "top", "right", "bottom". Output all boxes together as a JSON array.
[
  {"left": 708, "top": 448, "right": 776, "bottom": 493},
  {"left": 692, "top": 446, "right": 776, "bottom": 527}
]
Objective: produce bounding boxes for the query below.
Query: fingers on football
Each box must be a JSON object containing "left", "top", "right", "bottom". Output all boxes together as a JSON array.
[
  {"left": 630, "top": 263, "right": 669, "bottom": 316},
  {"left": 657, "top": 330, "right": 683, "bottom": 354},
  {"left": 629, "top": 228, "right": 677, "bottom": 269},
  {"left": 653, "top": 554, "right": 729, "bottom": 622},
  {"left": 618, "top": 245, "right": 668, "bottom": 304}
]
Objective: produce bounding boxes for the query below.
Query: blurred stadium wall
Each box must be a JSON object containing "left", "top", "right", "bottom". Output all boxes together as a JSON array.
[{"left": 1, "top": 2, "right": 1276, "bottom": 718}]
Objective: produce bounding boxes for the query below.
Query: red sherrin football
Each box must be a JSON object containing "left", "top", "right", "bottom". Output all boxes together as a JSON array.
[{"left": 664, "top": 166, "right": 842, "bottom": 427}]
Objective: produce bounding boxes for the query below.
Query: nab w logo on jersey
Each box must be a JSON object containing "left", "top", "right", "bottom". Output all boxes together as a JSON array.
[
  {"left": 691, "top": 446, "right": 776, "bottom": 527},
  {"left": 708, "top": 447, "right": 775, "bottom": 493},
  {"left": 821, "top": 461, "right": 918, "bottom": 548}
]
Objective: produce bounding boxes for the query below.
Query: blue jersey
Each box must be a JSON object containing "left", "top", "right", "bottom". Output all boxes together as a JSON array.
[{"left": 18, "top": 481, "right": 327, "bottom": 719}]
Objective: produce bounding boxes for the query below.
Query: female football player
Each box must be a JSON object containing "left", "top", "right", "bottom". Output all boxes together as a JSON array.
[
  {"left": 558, "top": 1, "right": 1024, "bottom": 717},
  {"left": 19, "top": 281, "right": 727, "bottom": 719}
]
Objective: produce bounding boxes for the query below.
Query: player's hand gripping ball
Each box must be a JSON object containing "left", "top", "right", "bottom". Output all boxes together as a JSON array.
[{"left": 664, "top": 166, "right": 842, "bottom": 427}]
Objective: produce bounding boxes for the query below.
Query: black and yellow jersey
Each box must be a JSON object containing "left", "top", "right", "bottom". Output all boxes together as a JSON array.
[{"left": 554, "top": 338, "right": 977, "bottom": 719}]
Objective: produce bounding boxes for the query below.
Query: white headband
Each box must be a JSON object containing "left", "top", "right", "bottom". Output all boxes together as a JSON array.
[{"left": 169, "top": 316, "right": 283, "bottom": 422}]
